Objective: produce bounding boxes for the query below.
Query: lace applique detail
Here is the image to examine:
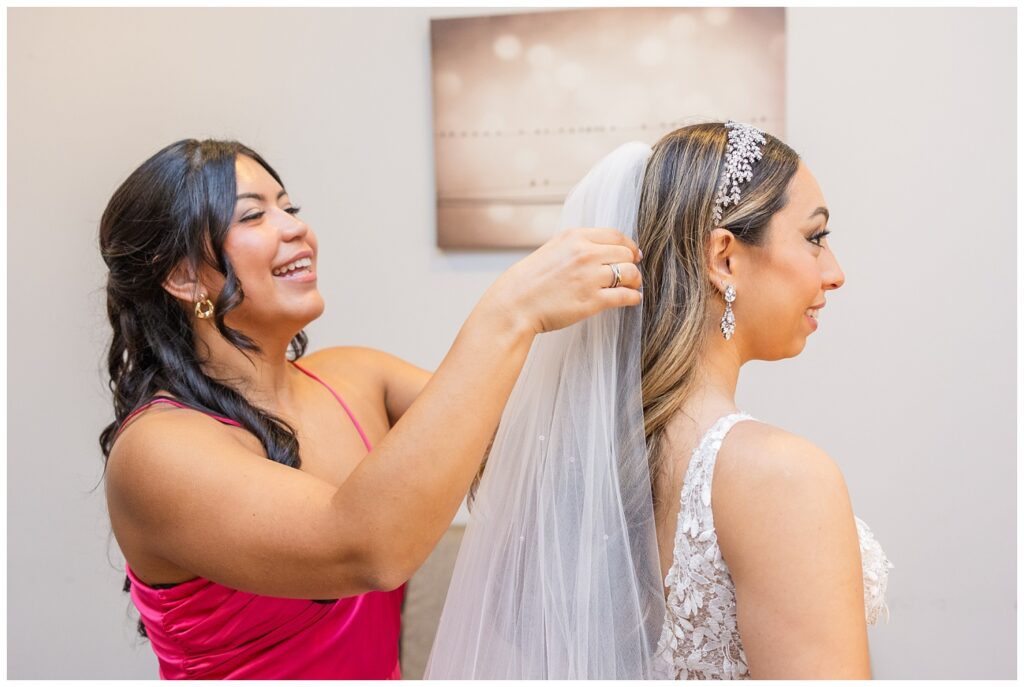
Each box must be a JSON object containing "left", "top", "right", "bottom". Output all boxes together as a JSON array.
[
  {"left": 856, "top": 515, "right": 895, "bottom": 625},
  {"left": 653, "top": 412, "right": 894, "bottom": 680}
]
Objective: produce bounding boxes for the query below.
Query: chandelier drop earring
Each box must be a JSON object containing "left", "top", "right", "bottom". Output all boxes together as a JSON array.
[
  {"left": 194, "top": 294, "right": 215, "bottom": 319},
  {"left": 720, "top": 283, "right": 736, "bottom": 340},
  {"left": 710, "top": 120, "right": 762, "bottom": 342}
]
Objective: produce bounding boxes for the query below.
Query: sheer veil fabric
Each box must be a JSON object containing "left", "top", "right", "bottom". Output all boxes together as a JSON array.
[{"left": 424, "top": 143, "right": 665, "bottom": 679}]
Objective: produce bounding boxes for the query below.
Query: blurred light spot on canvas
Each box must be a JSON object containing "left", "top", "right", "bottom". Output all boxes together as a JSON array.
[
  {"left": 531, "top": 207, "right": 561, "bottom": 234},
  {"left": 704, "top": 7, "right": 734, "bottom": 28},
  {"left": 487, "top": 205, "right": 515, "bottom": 223},
  {"left": 635, "top": 36, "right": 667, "bottom": 66},
  {"left": 493, "top": 34, "right": 522, "bottom": 61},
  {"left": 668, "top": 13, "right": 698, "bottom": 39},
  {"left": 437, "top": 71, "right": 462, "bottom": 96}
]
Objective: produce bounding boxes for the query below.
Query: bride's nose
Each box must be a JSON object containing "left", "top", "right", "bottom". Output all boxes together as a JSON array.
[{"left": 823, "top": 250, "right": 845, "bottom": 290}]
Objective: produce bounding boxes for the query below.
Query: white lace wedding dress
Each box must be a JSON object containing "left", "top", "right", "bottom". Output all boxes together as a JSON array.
[{"left": 653, "top": 412, "right": 894, "bottom": 680}]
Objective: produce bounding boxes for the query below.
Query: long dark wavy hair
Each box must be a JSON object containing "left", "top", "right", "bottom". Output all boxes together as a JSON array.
[{"left": 99, "top": 139, "right": 309, "bottom": 637}]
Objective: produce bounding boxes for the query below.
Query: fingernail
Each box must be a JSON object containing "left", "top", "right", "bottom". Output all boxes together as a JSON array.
[{"left": 638, "top": 248, "right": 644, "bottom": 261}]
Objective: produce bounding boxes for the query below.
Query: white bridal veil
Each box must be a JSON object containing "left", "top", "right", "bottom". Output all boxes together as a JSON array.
[{"left": 424, "top": 142, "right": 665, "bottom": 679}]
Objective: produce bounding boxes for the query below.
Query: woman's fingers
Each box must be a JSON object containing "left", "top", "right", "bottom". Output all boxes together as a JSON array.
[
  {"left": 595, "top": 284, "right": 643, "bottom": 309},
  {"left": 486, "top": 227, "right": 645, "bottom": 335},
  {"left": 593, "top": 243, "right": 641, "bottom": 268},
  {"left": 598, "top": 261, "right": 642, "bottom": 290},
  {"left": 575, "top": 227, "right": 642, "bottom": 262}
]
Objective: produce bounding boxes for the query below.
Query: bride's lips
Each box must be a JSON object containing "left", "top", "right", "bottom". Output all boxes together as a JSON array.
[{"left": 805, "top": 302, "right": 825, "bottom": 331}]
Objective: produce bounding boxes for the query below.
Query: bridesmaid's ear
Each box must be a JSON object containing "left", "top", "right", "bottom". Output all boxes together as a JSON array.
[{"left": 162, "top": 258, "right": 208, "bottom": 305}]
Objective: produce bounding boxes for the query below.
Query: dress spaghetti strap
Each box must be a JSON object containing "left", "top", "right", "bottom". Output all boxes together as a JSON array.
[
  {"left": 112, "top": 361, "right": 372, "bottom": 453},
  {"left": 113, "top": 397, "right": 242, "bottom": 441},
  {"left": 290, "top": 360, "right": 373, "bottom": 452}
]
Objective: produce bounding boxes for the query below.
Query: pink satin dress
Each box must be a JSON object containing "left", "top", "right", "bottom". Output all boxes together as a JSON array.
[{"left": 115, "top": 360, "right": 404, "bottom": 679}]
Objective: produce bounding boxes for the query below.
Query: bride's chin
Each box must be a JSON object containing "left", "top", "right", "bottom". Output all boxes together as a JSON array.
[
  {"left": 754, "top": 340, "right": 806, "bottom": 362},
  {"left": 788, "top": 338, "right": 808, "bottom": 358}
]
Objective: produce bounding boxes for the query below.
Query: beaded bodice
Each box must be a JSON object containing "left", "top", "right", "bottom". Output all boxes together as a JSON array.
[{"left": 653, "top": 412, "right": 894, "bottom": 679}]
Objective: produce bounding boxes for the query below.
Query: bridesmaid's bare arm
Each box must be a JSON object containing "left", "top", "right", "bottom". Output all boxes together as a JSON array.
[{"left": 304, "top": 346, "right": 431, "bottom": 427}]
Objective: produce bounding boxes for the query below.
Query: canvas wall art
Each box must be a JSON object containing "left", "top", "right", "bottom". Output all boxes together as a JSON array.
[{"left": 430, "top": 7, "right": 786, "bottom": 248}]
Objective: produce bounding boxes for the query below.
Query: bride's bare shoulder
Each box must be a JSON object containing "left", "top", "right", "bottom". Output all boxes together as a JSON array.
[
  {"left": 716, "top": 419, "right": 843, "bottom": 484},
  {"left": 713, "top": 419, "right": 856, "bottom": 577}
]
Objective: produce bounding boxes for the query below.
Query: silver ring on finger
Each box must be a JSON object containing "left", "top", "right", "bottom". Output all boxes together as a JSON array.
[{"left": 607, "top": 263, "right": 622, "bottom": 289}]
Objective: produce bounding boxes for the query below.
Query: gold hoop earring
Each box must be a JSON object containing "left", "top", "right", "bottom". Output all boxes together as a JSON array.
[{"left": 194, "top": 295, "right": 215, "bottom": 319}]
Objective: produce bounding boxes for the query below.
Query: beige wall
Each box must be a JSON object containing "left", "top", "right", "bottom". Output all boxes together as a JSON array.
[{"left": 7, "top": 7, "right": 1015, "bottom": 679}]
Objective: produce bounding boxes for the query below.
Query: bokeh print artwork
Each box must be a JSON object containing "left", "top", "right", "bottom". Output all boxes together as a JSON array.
[{"left": 430, "top": 7, "right": 786, "bottom": 248}]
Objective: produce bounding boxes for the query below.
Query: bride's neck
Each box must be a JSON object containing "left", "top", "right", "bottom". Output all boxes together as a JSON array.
[{"left": 678, "top": 333, "right": 744, "bottom": 427}]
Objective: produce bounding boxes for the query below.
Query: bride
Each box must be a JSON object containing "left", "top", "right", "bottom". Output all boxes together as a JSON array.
[{"left": 425, "top": 121, "right": 893, "bottom": 679}]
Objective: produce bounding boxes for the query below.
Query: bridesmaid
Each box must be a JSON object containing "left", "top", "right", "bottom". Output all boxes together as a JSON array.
[{"left": 99, "top": 139, "right": 643, "bottom": 679}]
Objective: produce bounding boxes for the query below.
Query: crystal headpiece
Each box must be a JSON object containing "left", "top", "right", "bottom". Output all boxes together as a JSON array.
[{"left": 711, "top": 120, "right": 768, "bottom": 226}]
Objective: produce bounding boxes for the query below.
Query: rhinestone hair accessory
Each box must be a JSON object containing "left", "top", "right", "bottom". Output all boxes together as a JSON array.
[{"left": 711, "top": 120, "right": 768, "bottom": 226}]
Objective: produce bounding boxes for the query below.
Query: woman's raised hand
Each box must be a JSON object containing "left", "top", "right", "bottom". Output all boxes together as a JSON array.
[{"left": 483, "top": 227, "right": 644, "bottom": 335}]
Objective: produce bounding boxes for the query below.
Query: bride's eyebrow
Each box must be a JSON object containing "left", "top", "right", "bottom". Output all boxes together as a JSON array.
[
  {"left": 236, "top": 189, "right": 288, "bottom": 202},
  {"left": 807, "top": 206, "right": 830, "bottom": 222}
]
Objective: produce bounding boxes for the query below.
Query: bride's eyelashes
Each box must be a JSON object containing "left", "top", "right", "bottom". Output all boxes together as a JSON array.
[{"left": 808, "top": 229, "right": 831, "bottom": 247}]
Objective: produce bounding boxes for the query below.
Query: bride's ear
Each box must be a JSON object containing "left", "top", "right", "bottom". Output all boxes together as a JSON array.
[{"left": 707, "top": 227, "right": 738, "bottom": 292}]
